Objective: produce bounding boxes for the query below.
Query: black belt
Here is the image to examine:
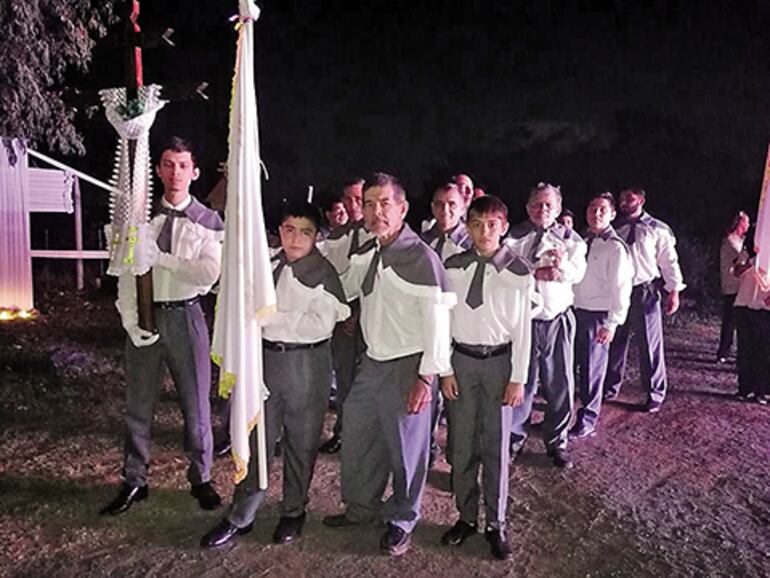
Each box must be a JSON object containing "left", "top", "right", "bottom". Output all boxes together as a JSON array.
[
  {"left": 453, "top": 341, "right": 511, "bottom": 360},
  {"left": 154, "top": 296, "right": 200, "bottom": 310},
  {"left": 263, "top": 338, "right": 329, "bottom": 352}
]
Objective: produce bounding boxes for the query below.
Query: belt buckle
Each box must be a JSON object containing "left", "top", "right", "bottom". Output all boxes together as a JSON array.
[
  {"left": 277, "top": 342, "right": 287, "bottom": 353},
  {"left": 479, "top": 345, "right": 491, "bottom": 358}
]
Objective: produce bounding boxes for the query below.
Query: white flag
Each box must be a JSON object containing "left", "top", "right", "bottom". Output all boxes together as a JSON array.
[
  {"left": 753, "top": 144, "right": 770, "bottom": 275},
  {"left": 211, "top": 0, "right": 275, "bottom": 487}
]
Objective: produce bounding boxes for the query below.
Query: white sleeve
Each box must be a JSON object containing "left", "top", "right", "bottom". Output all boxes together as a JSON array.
[
  {"left": 656, "top": 228, "right": 686, "bottom": 292},
  {"left": 264, "top": 291, "right": 348, "bottom": 340},
  {"left": 505, "top": 275, "right": 533, "bottom": 383},
  {"left": 605, "top": 244, "right": 634, "bottom": 330},
  {"left": 157, "top": 234, "right": 223, "bottom": 287},
  {"left": 339, "top": 251, "right": 372, "bottom": 302},
  {"left": 418, "top": 297, "right": 453, "bottom": 376},
  {"left": 559, "top": 238, "right": 587, "bottom": 285}
]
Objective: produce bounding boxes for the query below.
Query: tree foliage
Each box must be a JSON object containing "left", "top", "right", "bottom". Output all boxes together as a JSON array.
[{"left": 0, "top": 0, "right": 116, "bottom": 155}]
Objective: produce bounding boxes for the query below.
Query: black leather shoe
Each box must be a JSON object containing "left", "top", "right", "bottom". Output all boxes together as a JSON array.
[
  {"left": 441, "top": 520, "right": 477, "bottom": 547},
  {"left": 99, "top": 483, "right": 148, "bottom": 516},
  {"left": 319, "top": 435, "right": 342, "bottom": 454},
  {"left": 191, "top": 482, "right": 222, "bottom": 510},
  {"left": 200, "top": 519, "right": 253, "bottom": 548},
  {"left": 485, "top": 528, "right": 512, "bottom": 560},
  {"left": 547, "top": 447, "right": 574, "bottom": 469},
  {"left": 323, "top": 513, "right": 363, "bottom": 528},
  {"left": 380, "top": 523, "right": 411, "bottom": 556},
  {"left": 272, "top": 513, "right": 306, "bottom": 544}
]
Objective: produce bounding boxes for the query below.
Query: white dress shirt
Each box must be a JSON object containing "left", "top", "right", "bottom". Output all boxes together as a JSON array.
[
  {"left": 720, "top": 233, "right": 747, "bottom": 295},
  {"left": 341, "top": 226, "right": 456, "bottom": 376},
  {"left": 116, "top": 196, "right": 223, "bottom": 331},
  {"left": 614, "top": 211, "right": 686, "bottom": 292},
  {"left": 319, "top": 220, "right": 375, "bottom": 275},
  {"left": 506, "top": 222, "right": 587, "bottom": 321},
  {"left": 445, "top": 249, "right": 535, "bottom": 383},
  {"left": 573, "top": 227, "right": 633, "bottom": 331},
  {"left": 263, "top": 254, "right": 350, "bottom": 343},
  {"left": 422, "top": 222, "right": 473, "bottom": 262}
]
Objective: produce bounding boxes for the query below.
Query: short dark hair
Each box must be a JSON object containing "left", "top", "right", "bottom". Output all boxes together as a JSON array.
[
  {"left": 588, "top": 191, "right": 616, "bottom": 210},
  {"left": 157, "top": 136, "right": 197, "bottom": 166},
  {"left": 363, "top": 172, "right": 406, "bottom": 202},
  {"left": 280, "top": 200, "right": 322, "bottom": 232},
  {"left": 342, "top": 177, "right": 365, "bottom": 191},
  {"left": 560, "top": 208, "right": 575, "bottom": 219},
  {"left": 621, "top": 186, "right": 646, "bottom": 198},
  {"left": 432, "top": 181, "right": 462, "bottom": 201},
  {"left": 468, "top": 195, "right": 508, "bottom": 221}
]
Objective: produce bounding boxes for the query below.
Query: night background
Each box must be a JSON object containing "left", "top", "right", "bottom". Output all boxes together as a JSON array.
[{"left": 24, "top": 0, "right": 770, "bottom": 300}]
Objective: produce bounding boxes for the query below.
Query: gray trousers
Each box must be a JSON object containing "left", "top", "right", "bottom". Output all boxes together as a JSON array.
[
  {"left": 510, "top": 309, "right": 575, "bottom": 451},
  {"left": 123, "top": 302, "right": 213, "bottom": 487},
  {"left": 604, "top": 283, "right": 667, "bottom": 402},
  {"left": 574, "top": 309, "right": 610, "bottom": 429},
  {"left": 227, "top": 342, "right": 332, "bottom": 527},
  {"left": 446, "top": 350, "right": 512, "bottom": 529},
  {"left": 340, "top": 353, "right": 432, "bottom": 533},
  {"left": 331, "top": 300, "right": 363, "bottom": 437}
]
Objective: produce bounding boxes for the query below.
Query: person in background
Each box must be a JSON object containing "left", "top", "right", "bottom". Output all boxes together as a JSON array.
[
  {"left": 570, "top": 192, "right": 632, "bottom": 439},
  {"left": 318, "top": 177, "right": 373, "bottom": 455},
  {"left": 319, "top": 195, "right": 349, "bottom": 240},
  {"left": 421, "top": 181, "right": 473, "bottom": 467},
  {"left": 558, "top": 209, "right": 575, "bottom": 230},
  {"left": 453, "top": 173, "right": 475, "bottom": 210},
  {"left": 732, "top": 259, "right": 770, "bottom": 404},
  {"left": 717, "top": 210, "right": 750, "bottom": 363},
  {"left": 603, "top": 187, "right": 686, "bottom": 413},
  {"left": 507, "top": 183, "right": 586, "bottom": 469}
]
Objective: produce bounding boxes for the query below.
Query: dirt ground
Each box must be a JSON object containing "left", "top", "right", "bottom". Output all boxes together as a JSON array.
[{"left": 1, "top": 288, "right": 768, "bottom": 578}]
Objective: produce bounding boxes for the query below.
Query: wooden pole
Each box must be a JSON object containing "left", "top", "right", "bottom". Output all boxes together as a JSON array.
[
  {"left": 124, "top": 0, "right": 156, "bottom": 332},
  {"left": 73, "top": 178, "right": 84, "bottom": 290}
]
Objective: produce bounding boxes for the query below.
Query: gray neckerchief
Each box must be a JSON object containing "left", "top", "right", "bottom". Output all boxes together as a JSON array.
[
  {"left": 271, "top": 247, "right": 347, "bottom": 304},
  {"left": 326, "top": 219, "right": 369, "bottom": 257},
  {"left": 445, "top": 244, "right": 532, "bottom": 308},
  {"left": 584, "top": 226, "right": 616, "bottom": 254},
  {"left": 421, "top": 221, "right": 472, "bottom": 257},
  {"left": 355, "top": 223, "right": 454, "bottom": 295},
  {"left": 156, "top": 197, "right": 224, "bottom": 252}
]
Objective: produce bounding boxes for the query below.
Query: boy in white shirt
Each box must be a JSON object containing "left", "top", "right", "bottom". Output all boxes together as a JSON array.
[{"left": 441, "top": 195, "right": 534, "bottom": 560}]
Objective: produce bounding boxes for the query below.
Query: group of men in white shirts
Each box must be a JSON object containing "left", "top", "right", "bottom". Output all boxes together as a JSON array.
[{"left": 100, "top": 139, "right": 686, "bottom": 560}]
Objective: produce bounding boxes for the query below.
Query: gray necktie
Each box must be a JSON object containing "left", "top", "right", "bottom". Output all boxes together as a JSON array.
[
  {"left": 625, "top": 220, "right": 638, "bottom": 245},
  {"left": 157, "top": 206, "right": 186, "bottom": 252},
  {"left": 272, "top": 254, "right": 288, "bottom": 285},
  {"left": 434, "top": 233, "right": 446, "bottom": 258},
  {"left": 465, "top": 257, "right": 488, "bottom": 309},
  {"left": 361, "top": 248, "right": 382, "bottom": 296},
  {"left": 528, "top": 227, "right": 546, "bottom": 262}
]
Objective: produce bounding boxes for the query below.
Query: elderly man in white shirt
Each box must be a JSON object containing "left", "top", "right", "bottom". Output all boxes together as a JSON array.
[
  {"left": 603, "top": 187, "right": 686, "bottom": 413},
  {"left": 201, "top": 202, "right": 350, "bottom": 548},
  {"left": 323, "top": 172, "right": 456, "bottom": 557},
  {"left": 100, "top": 137, "right": 224, "bottom": 516},
  {"left": 571, "top": 193, "right": 633, "bottom": 438},
  {"left": 507, "top": 183, "right": 587, "bottom": 469}
]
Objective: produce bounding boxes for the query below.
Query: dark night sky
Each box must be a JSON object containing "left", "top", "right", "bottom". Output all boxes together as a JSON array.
[{"left": 69, "top": 0, "right": 770, "bottom": 231}]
